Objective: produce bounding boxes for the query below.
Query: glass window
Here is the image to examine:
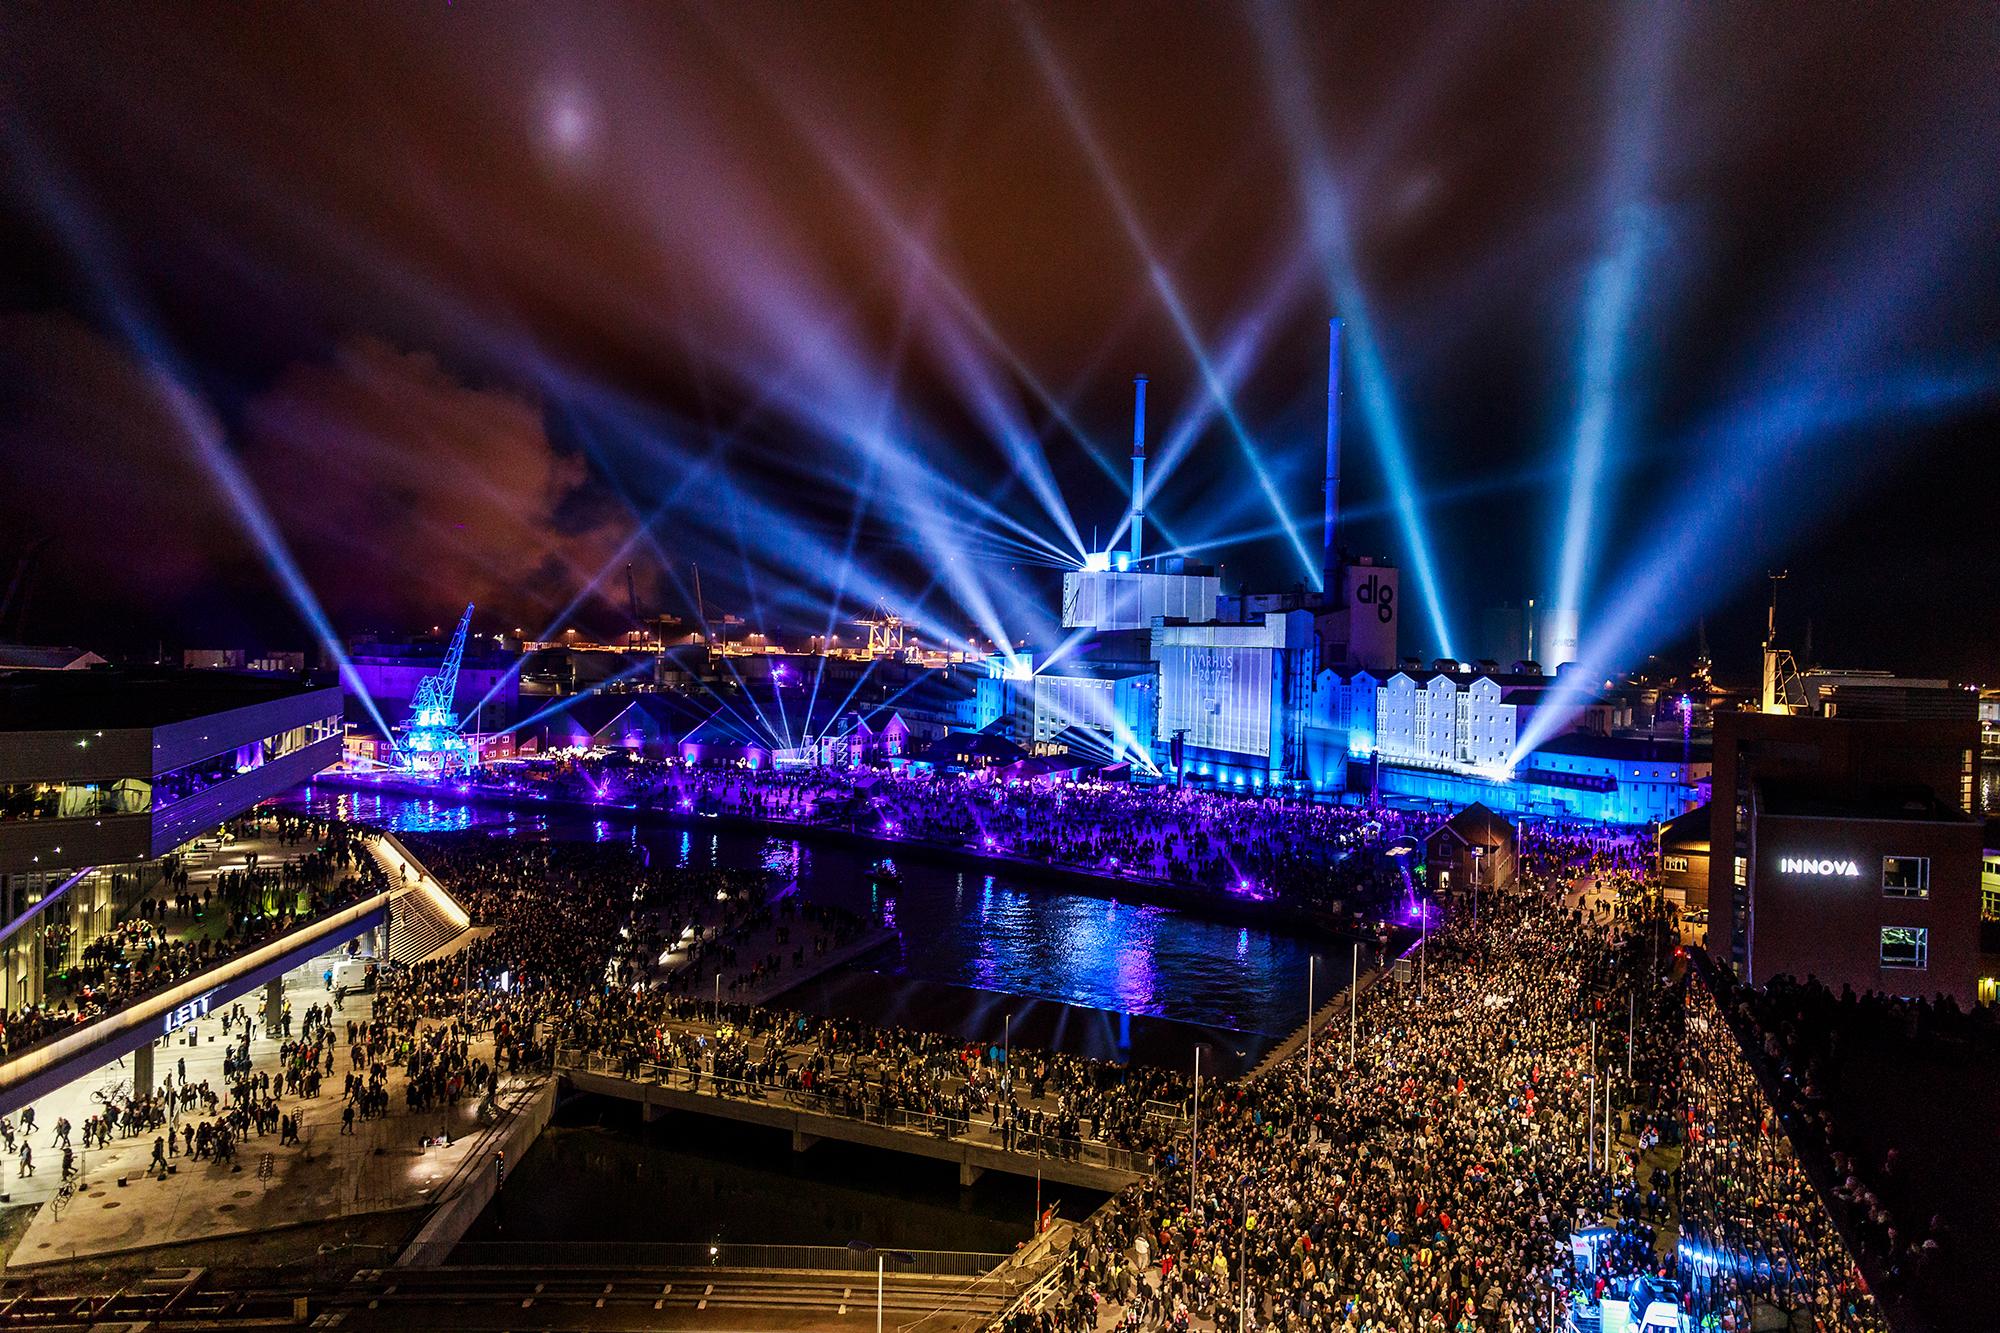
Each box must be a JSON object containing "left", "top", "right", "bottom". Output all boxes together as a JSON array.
[
  {"left": 1880, "top": 926, "right": 1928, "bottom": 970},
  {"left": 1882, "top": 856, "right": 1930, "bottom": 899},
  {"left": 153, "top": 713, "right": 341, "bottom": 809},
  {"left": 0, "top": 778, "right": 152, "bottom": 822}
]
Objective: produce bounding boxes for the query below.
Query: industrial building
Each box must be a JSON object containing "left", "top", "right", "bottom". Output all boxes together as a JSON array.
[
  {"left": 0, "top": 669, "right": 344, "bottom": 1010},
  {"left": 969, "top": 319, "right": 1709, "bottom": 822},
  {"left": 995, "top": 323, "right": 1411, "bottom": 793}
]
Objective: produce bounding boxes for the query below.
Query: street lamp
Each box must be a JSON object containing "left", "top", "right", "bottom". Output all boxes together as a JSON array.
[
  {"left": 1468, "top": 844, "right": 1486, "bottom": 923},
  {"left": 1234, "top": 1169, "right": 1257, "bottom": 1330},
  {"left": 846, "top": 1241, "right": 915, "bottom": 1333}
]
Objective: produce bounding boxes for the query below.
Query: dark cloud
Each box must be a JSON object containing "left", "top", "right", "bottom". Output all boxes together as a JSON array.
[{"left": 0, "top": 2, "right": 1995, "bottom": 676}]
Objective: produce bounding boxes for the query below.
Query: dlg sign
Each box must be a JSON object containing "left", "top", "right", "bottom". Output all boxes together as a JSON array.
[
  {"left": 1355, "top": 574, "right": 1395, "bottom": 624},
  {"left": 1779, "top": 857, "right": 1861, "bottom": 877}
]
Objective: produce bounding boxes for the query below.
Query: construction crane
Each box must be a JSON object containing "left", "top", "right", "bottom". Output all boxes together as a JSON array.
[
  {"left": 400, "top": 603, "right": 476, "bottom": 774},
  {"left": 853, "top": 606, "right": 906, "bottom": 660}
]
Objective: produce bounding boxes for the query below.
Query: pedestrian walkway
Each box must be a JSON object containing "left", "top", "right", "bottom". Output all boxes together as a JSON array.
[{"left": 3, "top": 949, "right": 546, "bottom": 1268}]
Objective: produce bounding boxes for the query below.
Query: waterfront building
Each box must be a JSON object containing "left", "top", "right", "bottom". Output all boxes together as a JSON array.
[{"left": 0, "top": 669, "right": 343, "bottom": 1009}]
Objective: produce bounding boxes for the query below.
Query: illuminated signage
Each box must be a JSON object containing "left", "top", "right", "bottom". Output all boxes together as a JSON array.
[
  {"left": 163, "top": 989, "right": 216, "bottom": 1036},
  {"left": 1662, "top": 855, "right": 1690, "bottom": 874},
  {"left": 1778, "top": 856, "right": 1861, "bottom": 877}
]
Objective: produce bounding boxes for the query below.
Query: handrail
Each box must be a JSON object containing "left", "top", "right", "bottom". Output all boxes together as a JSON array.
[
  {"left": 0, "top": 888, "right": 395, "bottom": 1094},
  {"left": 558, "top": 1051, "right": 1158, "bottom": 1175}
]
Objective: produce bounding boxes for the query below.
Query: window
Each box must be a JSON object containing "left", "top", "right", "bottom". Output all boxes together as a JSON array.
[
  {"left": 1882, "top": 856, "right": 1930, "bottom": 899},
  {"left": 0, "top": 778, "right": 151, "bottom": 822},
  {"left": 1880, "top": 927, "right": 1928, "bottom": 970}
]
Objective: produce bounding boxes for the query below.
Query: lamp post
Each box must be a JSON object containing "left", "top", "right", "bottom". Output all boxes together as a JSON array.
[
  {"left": 1469, "top": 844, "right": 1485, "bottom": 923},
  {"left": 1586, "top": 1072, "right": 1595, "bottom": 1172},
  {"left": 1235, "top": 1169, "right": 1257, "bottom": 1332},
  {"left": 1349, "top": 940, "right": 1359, "bottom": 1067},
  {"left": 1627, "top": 991, "right": 1635, "bottom": 1082},
  {"left": 846, "top": 1241, "right": 915, "bottom": 1333},
  {"left": 1304, "top": 954, "right": 1315, "bottom": 1087},
  {"left": 1190, "top": 1046, "right": 1201, "bottom": 1213}
]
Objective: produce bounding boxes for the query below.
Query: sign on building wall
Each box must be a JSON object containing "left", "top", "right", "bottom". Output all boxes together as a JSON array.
[
  {"left": 1159, "top": 644, "right": 1274, "bottom": 758},
  {"left": 1778, "top": 856, "right": 1862, "bottom": 876}
]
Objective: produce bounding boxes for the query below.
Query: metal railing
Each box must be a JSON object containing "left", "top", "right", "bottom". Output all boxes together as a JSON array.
[
  {"left": 411, "top": 1240, "right": 1010, "bottom": 1277},
  {"left": 557, "top": 1050, "right": 1158, "bottom": 1175}
]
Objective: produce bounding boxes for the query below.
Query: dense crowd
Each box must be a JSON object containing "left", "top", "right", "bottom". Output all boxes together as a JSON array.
[
  {"left": 2, "top": 778, "right": 1906, "bottom": 1332},
  {"left": 0, "top": 815, "right": 383, "bottom": 1061},
  {"left": 1007, "top": 855, "right": 1890, "bottom": 1333},
  {"left": 392, "top": 836, "right": 1191, "bottom": 1163},
  {"left": 1031, "top": 892, "right": 1635, "bottom": 1332},
  {"left": 1699, "top": 968, "right": 1989, "bottom": 1320},
  {"left": 1679, "top": 972, "right": 1889, "bottom": 1331},
  {"left": 429, "top": 756, "right": 1444, "bottom": 914}
]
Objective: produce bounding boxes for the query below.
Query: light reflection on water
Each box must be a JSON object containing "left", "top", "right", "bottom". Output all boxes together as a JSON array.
[{"left": 282, "top": 785, "right": 1321, "bottom": 1035}]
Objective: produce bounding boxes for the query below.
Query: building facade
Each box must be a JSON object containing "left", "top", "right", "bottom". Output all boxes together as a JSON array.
[
  {"left": 0, "top": 671, "right": 343, "bottom": 1010},
  {"left": 1707, "top": 711, "right": 1984, "bottom": 1006}
]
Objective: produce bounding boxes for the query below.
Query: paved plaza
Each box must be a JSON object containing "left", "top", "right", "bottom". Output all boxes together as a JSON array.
[{"left": 3, "top": 946, "right": 543, "bottom": 1268}]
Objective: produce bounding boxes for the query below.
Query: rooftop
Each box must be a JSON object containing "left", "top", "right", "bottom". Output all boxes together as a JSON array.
[
  {"left": 0, "top": 668, "right": 333, "bottom": 732},
  {"left": 1533, "top": 732, "right": 1713, "bottom": 764}
]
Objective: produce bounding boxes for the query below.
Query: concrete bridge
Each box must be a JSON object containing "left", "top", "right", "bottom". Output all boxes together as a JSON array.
[{"left": 558, "top": 1056, "right": 1151, "bottom": 1192}]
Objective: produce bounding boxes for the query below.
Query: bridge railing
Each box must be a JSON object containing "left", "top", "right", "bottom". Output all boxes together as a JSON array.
[
  {"left": 400, "top": 1240, "right": 1011, "bottom": 1276},
  {"left": 557, "top": 1050, "right": 1158, "bottom": 1175}
]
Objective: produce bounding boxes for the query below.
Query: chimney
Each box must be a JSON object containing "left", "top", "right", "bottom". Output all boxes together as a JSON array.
[
  {"left": 1323, "top": 317, "right": 1343, "bottom": 596},
  {"left": 1128, "top": 374, "right": 1148, "bottom": 563}
]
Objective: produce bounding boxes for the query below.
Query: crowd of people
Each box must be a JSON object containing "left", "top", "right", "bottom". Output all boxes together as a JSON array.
[
  {"left": 1679, "top": 973, "right": 1889, "bottom": 1331},
  {"left": 0, "top": 814, "right": 383, "bottom": 1061},
  {"left": 1005, "top": 850, "right": 1894, "bottom": 1333},
  {"left": 389, "top": 836, "right": 1191, "bottom": 1164},
  {"left": 0, "top": 773, "right": 1910, "bottom": 1332},
  {"left": 419, "top": 755, "right": 1446, "bottom": 915},
  {"left": 1699, "top": 968, "right": 1983, "bottom": 1321}
]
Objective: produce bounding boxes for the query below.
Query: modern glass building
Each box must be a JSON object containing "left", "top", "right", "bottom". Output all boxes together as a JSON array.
[{"left": 0, "top": 669, "right": 343, "bottom": 1010}]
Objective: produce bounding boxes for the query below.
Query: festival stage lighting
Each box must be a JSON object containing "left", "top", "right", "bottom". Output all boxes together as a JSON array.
[
  {"left": 1104, "top": 249, "right": 1313, "bottom": 557},
  {"left": 1015, "top": 12, "right": 1319, "bottom": 588},
  {"left": 1247, "top": 1, "right": 1457, "bottom": 656},
  {"left": 1511, "top": 363, "right": 1995, "bottom": 761},
  {"left": 1550, "top": 6, "right": 1680, "bottom": 642},
  {"left": 6, "top": 139, "right": 401, "bottom": 741}
]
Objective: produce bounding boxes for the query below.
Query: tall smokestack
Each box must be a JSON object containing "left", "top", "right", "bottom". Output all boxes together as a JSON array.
[
  {"left": 1129, "top": 374, "right": 1148, "bottom": 563},
  {"left": 1323, "top": 316, "right": 1343, "bottom": 596}
]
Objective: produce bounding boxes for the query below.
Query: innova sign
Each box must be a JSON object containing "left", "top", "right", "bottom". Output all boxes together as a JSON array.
[{"left": 1778, "top": 856, "right": 1861, "bottom": 877}]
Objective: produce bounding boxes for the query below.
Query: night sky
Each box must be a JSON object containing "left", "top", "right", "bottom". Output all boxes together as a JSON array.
[{"left": 1, "top": 2, "right": 1995, "bottom": 685}]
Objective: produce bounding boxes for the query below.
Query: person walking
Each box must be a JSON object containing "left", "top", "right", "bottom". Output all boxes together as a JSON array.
[{"left": 18, "top": 1142, "right": 32, "bottom": 1177}]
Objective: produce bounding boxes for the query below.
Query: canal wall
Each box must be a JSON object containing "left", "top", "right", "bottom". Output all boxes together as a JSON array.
[{"left": 395, "top": 1077, "right": 559, "bottom": 1268}]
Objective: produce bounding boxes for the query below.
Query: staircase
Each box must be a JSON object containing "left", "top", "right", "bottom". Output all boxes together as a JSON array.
[
  {"left": 389, "top": 888, "right": 467, "bottom": 965},
  {"left": 367, "top": 833, "right": 474, "bottom": 966}
]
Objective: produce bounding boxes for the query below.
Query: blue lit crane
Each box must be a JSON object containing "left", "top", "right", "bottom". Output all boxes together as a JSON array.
[{"left": 400, "top": 603, "right": 476, "bottom": 775}]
